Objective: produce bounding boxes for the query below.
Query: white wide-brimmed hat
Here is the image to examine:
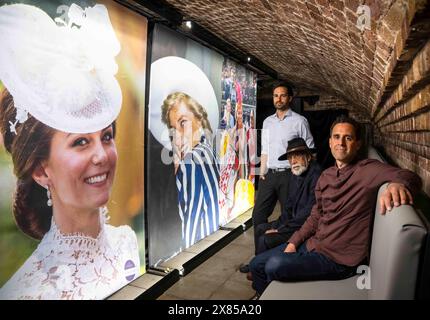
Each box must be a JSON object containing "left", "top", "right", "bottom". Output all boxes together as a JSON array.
[
  {"left": 148, "top": 56, "right": 219, "bottom": 150},
  {"left": 0, "top": 3, "right": 122, "bottom": 134}
]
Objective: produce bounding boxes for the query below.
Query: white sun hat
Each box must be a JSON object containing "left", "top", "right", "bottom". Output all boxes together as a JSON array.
[
  {"left": 148, "top": 56, "right": 219, "bottom": 150},
  {"left": 0, "top": 3, "right": 122, "bottom": 134}
]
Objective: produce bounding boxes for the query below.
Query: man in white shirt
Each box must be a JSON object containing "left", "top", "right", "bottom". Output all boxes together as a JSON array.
[{"left": 240, "top": 82, "right": 314, "bottom": 273}]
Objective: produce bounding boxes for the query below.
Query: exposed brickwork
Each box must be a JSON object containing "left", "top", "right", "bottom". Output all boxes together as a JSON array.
[
  {"left": 375, "top": 39, "right": 430, "bottom": 197},
  {"left": 377, "top": 85, "right": 430, "bottom": 127},
  {"left": 302, "top": 94, "right": 369, "bottom": 122},
  {"left": 374, "top": 41, "right": 430, "bottom": 124},
  {"left": 165, "top": 0, "right": 403, "bottom": 113},
  {"left": 162, "top": 0, "right": 430, "bottom": 195},
  {"left": 305, "top": 95, "right": 349, "bottom": 109},
  {"left": 377, "top": 138, "right": 430, "bottom": 197},
  {"left": 377, "top": 133, "right": 430, "bottom": 160},
  {"left": 371, "top": 1, "right": 430, "bottom": 117}
]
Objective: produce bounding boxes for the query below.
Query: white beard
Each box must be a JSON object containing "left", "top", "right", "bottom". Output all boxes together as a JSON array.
[{"left": 291, "top": 164, "right": 308, "bottom": 176}]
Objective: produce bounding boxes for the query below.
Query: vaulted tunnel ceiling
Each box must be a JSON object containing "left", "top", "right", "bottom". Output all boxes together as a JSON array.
[{"left": 141, "top": 0, "right": 428, "bottom": 119}]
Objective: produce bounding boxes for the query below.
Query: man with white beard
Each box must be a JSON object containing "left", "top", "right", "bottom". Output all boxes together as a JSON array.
[
  {"left": 253, "top": 137, "right": 322, "bottom": 255},
  {"left": 243, "top": 138, "right": 321, "bottom": 281}
]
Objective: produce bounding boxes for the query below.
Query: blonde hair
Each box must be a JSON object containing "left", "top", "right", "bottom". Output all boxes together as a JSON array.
[{"left": 161, "top": 92, "right": 212, "bottom": 133}]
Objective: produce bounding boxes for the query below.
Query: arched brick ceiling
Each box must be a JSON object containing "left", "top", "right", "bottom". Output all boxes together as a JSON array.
[{"left": 163, "top": 0, "right": 421, "bottom": 117}]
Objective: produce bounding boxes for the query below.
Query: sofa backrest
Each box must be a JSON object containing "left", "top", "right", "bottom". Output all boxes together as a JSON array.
[
  {"left": 368, "top": 183, "right": 427, "bottom": 299},
  {"left": 367, "top": 147, "right": 384, "bottom": 162}
]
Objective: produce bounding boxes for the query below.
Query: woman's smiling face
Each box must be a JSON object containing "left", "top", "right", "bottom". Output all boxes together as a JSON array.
[
  {"left": 42, "top": 125, "right": 117, "bottom": 211},
  {"left": 169, "top": 102, "right": 202, "bottom": 159}
]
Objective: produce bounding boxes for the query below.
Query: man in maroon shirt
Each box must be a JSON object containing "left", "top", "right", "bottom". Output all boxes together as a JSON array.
[{"left": 249, "top": 115, "right": 422, "bottom": 295}]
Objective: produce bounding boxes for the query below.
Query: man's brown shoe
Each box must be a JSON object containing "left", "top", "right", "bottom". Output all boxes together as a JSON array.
[{"left": 246, "top": 271, "right": 253, "bottom": 281}]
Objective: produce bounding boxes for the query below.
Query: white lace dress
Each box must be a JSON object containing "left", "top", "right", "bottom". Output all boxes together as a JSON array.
[{"left": 0, "top": 213, "right": 140, "bottom": 300}]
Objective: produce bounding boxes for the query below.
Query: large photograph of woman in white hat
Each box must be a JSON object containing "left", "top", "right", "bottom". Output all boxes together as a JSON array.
[
  {"left": 0, "top": 0, "right": 147, "bottom": 299},
  {"left": 147, "top": 25, "right": 224, "bottom": 265}
]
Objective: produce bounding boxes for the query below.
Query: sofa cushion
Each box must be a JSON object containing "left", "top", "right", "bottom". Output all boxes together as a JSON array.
[
  {"left": 260, "top": 183, "right": 427, "bottom": 300},
  {"left": 260, "top": 276, "right": 367, "bottom": 300}
]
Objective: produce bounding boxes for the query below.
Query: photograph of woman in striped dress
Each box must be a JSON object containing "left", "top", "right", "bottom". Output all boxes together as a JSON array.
[{"left": 161, "top": 92, "right": 220, "bottom": 248}]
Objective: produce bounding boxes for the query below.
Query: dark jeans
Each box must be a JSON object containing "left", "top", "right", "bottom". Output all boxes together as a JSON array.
[
  {"left": 249, "top": 242, "right": 357, "bottom": 294},
  {"left": 255, "top": 222, "right": 295, "bottom": 255},
  {"left": 252, "top": 170, "right": 290, "bottom": 254}
]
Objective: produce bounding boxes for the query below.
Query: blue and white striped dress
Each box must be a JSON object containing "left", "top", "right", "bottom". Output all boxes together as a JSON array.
[{"left": 176, "top": 136, "right": 220, "bottom": 248}]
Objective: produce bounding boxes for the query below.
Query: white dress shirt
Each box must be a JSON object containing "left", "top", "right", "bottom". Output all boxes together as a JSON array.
[{"left": 261, "top": 109, "right": 314, "bottom": 169}]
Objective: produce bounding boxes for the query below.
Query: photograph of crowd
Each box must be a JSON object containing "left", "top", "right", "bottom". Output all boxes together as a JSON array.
[{"left": 218, "top": 58, "right": 257, "bottom": 223}]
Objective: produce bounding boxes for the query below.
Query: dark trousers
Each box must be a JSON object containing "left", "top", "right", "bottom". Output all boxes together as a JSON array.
[
  {"left": 249, "top": 242, "right": 357, "bottom": 294},
  {"left": 252, "top": 170, "right": 290, "bottom": 254},
  {"left": 255, "top": 222, "right": 295, "bottom": 255}
]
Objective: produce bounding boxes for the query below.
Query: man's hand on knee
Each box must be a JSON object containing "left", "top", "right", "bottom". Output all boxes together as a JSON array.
[
  {"left": 379, "top": 182, "right": 413, "bottom": 215},
  {"left": 265, "top": 229, "right": 278, "bottom": 234},
  {"left": 284, "top": 243, "right": 296, "bottom": 253}
]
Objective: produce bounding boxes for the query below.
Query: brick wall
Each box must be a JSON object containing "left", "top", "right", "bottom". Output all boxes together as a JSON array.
[
  {"left": 374, "top": 40, "right": 430, "bottom": 196},
  {"left": 303, "top": 94, "right": 370, "bottom": 122},
  {"left": 165, "top": 0, "right": 397, "bottom": 113},
  {"left": 164, "top": 0, "right": 430, "bottom": 196},
  {"left": 305, "top": 95, "right": 349, "bottom": 109}
]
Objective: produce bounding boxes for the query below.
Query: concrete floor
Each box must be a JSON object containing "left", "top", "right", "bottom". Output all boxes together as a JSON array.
[{"left": 157, "top": 203, "right": 282, "bottom": 300}]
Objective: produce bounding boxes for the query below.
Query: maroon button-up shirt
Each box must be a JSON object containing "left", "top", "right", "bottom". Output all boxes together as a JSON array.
[{"left": 288, "top": 159, "right": 421, "bottom": 266}]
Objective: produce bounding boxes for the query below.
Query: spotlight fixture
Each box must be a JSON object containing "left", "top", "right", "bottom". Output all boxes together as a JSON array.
[
  {"left": 247, "top": 57, "right": 251, "bottom": 62},
  {"left": 185, "top": 20, "right": 192, "bottom": 29}
]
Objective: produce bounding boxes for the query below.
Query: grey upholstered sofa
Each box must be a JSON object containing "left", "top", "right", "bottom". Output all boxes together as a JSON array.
[{"left": 260, "top": 181, "right": 427, "bottom": 300}]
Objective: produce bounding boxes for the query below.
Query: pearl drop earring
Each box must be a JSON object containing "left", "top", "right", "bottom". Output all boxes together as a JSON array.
[{"left": 46, "top": 185, "right": 52, "bottom": 207}]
